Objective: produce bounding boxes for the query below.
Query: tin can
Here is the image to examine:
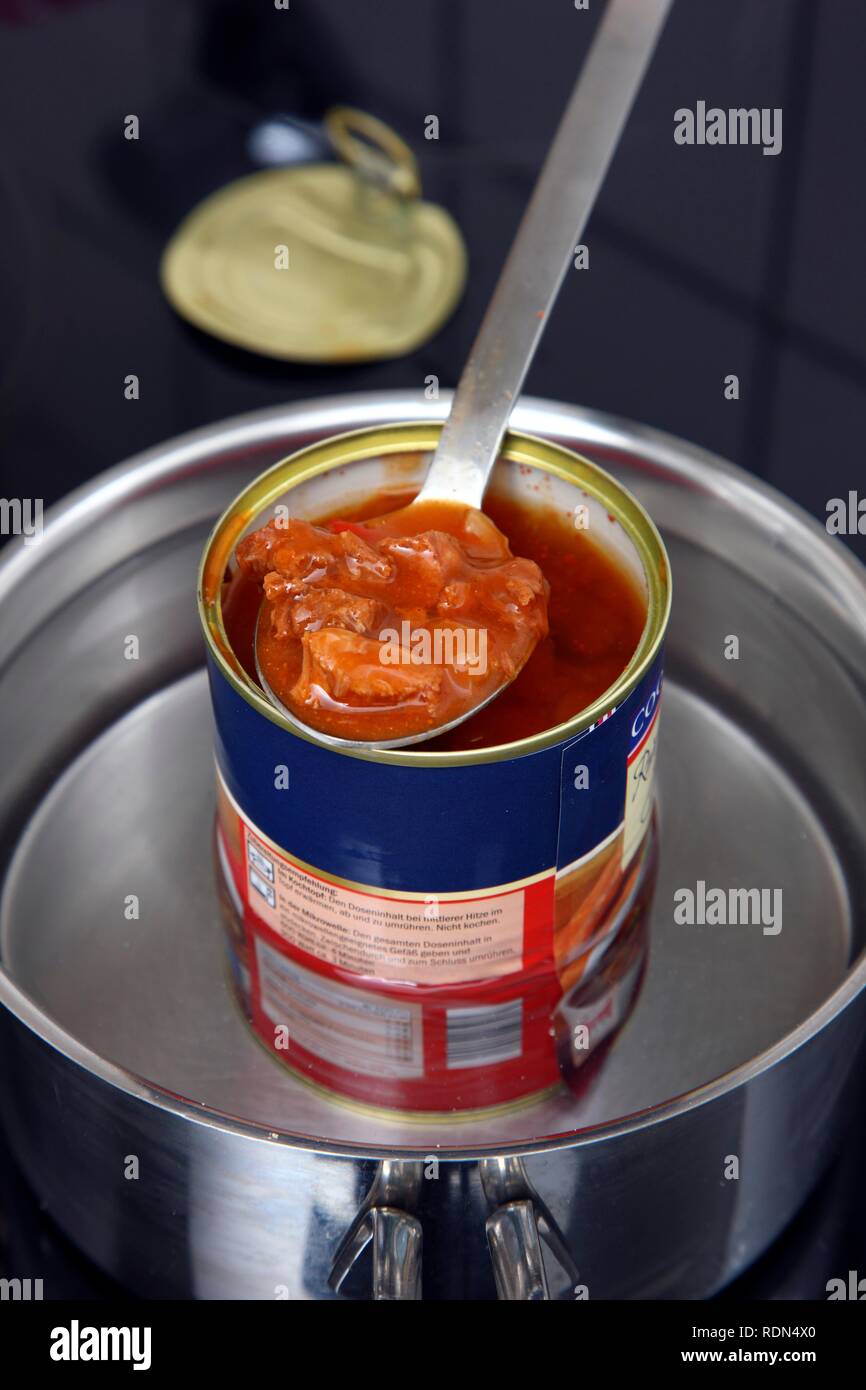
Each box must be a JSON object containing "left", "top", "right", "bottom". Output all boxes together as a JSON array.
[{"left": 199, "top": 423, "right": 671, "bottom": 1114}]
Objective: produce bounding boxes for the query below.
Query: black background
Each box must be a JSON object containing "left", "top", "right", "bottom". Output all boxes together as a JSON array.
[{"left": 0, "top": 0, "right": 864, "bottom": 561}]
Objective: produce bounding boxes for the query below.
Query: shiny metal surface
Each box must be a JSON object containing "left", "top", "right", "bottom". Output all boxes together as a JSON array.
[
  {"left": 486, "top": 1203, "right": 550, "bottom": 1300},
  {"left": 329, "top": 1161, "right": 424, "bottom": 1300},
  {"left": 420, "top": 0, "right": 672, "bottom": 509},
  {"left": 481, "top": 1157, "right": 579, "bottom": 1300},
  {"left": 0, "top": 391, "right": 864, "bottom": 1299}
]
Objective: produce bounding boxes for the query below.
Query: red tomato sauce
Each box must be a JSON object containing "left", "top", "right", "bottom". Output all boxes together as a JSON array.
[{"left": 222, "top": 489, "right": 646, "bottom": 751}]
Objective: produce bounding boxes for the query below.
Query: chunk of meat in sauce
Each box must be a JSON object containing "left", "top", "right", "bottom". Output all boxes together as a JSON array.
[
  {"left": 300, "top": 629, "right": 444, "bottom": 707},
  {"left": 234, "top": 503, "right": 549, "bottom": 742},
  {"left": 239, "top": 517, "right": 395, "bottom": 587},
  {"left": 263, "top": 577, "right": 386, "bottom": 641}
]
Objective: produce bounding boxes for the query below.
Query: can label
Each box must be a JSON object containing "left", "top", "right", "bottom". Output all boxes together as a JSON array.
[
  {"left": 215, "top": 773, "right": 564, "bottom": 1111},
  {"left": 227, "top": 774, "right": 551, "bottom": 986},
  {"left": 212, "top": 655, "right": 663, "bottom": 1112},
  {"left": 256, "top": 940, "right": 426, "bottom": 1080}
]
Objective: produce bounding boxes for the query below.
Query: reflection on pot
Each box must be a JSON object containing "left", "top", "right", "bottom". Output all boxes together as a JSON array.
[{"left": 554, "top": 815, "right": 657, "bottom": 1101}]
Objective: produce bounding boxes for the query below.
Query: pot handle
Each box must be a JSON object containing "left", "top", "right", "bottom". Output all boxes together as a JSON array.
[
  {"left": 481, "top": 1157, "right": 579, "bottom": 1301},
  {"left": 329, "top": 1160, "right": 423, "bottom": 1300},
  {"left": 486, "top": 1200, "right": 550, "bottom": 1299},
  {"left": 330, "top": 1206, "right": 422, "bottom": 1300}
]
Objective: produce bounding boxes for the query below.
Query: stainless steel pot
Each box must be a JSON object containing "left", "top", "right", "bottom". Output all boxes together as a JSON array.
[{"left": 1, "top": 392, "right": 864, "bottom": 1300}]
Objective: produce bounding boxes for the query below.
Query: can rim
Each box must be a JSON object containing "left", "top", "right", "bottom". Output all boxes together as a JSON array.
[{"left": 197, "top": 422, "right": 671, "bottom": 765}]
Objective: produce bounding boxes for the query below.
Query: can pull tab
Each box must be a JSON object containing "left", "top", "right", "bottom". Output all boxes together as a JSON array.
[
  {"left": 324, "top": 106, "right": 421, "bottom": 201},
  {"left": 329, "top": 1160, "right": 423, "bottom": 1301},
  {"left": 481, "top": 1157, "right": 579, "bottom": 1301}
]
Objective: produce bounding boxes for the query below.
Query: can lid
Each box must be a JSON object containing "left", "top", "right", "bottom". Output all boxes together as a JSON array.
[{"left": 160, "top": 108, "right": 467, "bottom": 364}]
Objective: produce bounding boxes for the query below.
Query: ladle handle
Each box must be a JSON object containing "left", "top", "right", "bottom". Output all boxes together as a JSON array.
[{"left": 417, "top": 0, "right": 673, "bottom": 509}]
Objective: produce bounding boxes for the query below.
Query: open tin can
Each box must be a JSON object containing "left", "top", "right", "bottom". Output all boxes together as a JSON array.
[{"left": 199, "top": 422, "right": 671, "bottom": 1114}]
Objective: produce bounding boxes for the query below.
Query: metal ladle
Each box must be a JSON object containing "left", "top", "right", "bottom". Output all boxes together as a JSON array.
[{"left": 256, "top": 0, "right": 673, "bottom": 750}]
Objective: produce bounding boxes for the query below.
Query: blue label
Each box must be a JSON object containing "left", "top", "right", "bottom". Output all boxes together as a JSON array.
[
  {"left": 556, "top": 656, "right": 664, "bottom": 869},
  {"left": 208, "top": 649, "right": 664, "bottom": 895}
]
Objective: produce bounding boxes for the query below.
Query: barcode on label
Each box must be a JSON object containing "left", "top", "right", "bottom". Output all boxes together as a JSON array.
[{"left": 446, "top": 999, "right": 523, "bottom": 1070}]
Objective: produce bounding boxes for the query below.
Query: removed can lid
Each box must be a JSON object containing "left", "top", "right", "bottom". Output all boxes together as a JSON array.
[{"left": 160, "top": 106, "right": 467, "bottom": 363}]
